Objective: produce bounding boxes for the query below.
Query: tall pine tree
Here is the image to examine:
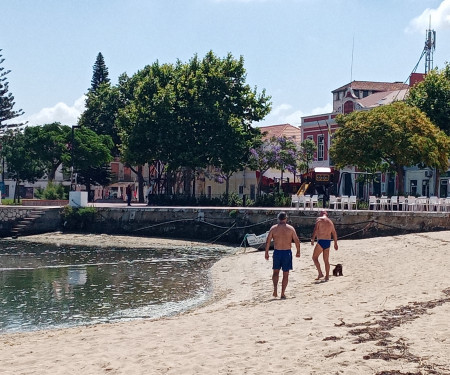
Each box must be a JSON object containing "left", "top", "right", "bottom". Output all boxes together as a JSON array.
[
  {"left": 0, "top": 49, "right": 24, "bottom": 133},
  {"left": 90, "top": 52, "right": 110, "bottom": 91}
]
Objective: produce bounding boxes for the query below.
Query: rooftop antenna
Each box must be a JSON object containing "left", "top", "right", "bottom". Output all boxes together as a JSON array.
[
  {"left": 424, "top": 16, "right": 436, "bottom": 73},
  {"left": 350, "top": 36, "right": 355, "bottom": 82}
]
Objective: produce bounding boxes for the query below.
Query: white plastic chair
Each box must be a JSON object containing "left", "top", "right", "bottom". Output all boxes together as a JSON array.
[
  {"left": 348, "top": 196, "right": 357, "bottom": 210},
  {"left": 390, "top": 196, "right": 398, "bottom": 211},
  {"left": 290, "top": 194, "right": 299, "bottom": 208},
  {"left": 369, "top": 196, "right": 379, "bottom": 210},
  {"left": 310, "top": 195, "right": 319, "bottom": 210},
  {"left": 379, "top": 195, "right": 389, "bottom": 210},
  {"left": 339, "top": 195, "right": 349, "bottom": 210},
  {"left": 428, "top": 196, "right": 439, "bottom": 211},
  {"left": 329, "top": 195, "right": 338, "bottom": 209},
  {"left": 407, "top": 196, "right": 416, "bottom": 211},
  {"left": 415, "top": 197, "right": 428, "bottom": 211},
  {"left": 443, "top": 198, "right": 450, "bottom": 212},
  {"left": 398, "top": 196, "right": 406, "bottom": 211},
  {"left": 303, "top": 195, "right": 312, "bottom": 209},
  {"left": 298, "top": 195, "right": 308, "bottom": 209}
]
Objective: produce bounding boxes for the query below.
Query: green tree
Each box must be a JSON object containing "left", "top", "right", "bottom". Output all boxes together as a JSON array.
[
  {"left": 298, "top": 139, "right": 316, "bottom": 174},
  {"left": 0, "top": 49, "right": 24, "bottom": 133},
  {"left": 25, "top": 123, "right": 70, "bottom": 181},
  {"left": 90, "top": 52, "right": 110, "bottom": 92},
  {"left": 407, "top": 63, "right": 450, "bottom": 136},
  {"left": 117, "top": 52, "right": 271, "bottom": 197},
  {"left": 63, "top": 127, "right": 114, "bottom": 199},
  {"left": 330, "top": 101, "right": 450, "bottom": 194},
  {"left": 1, "top": 130, "right": 46, "bottom": 202},
  {"left": 79, "top": 83, "right": 122, "bottom": 156}
]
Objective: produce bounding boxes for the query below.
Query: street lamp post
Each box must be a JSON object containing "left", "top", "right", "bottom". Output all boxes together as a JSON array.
[{"left": 70, "top": 125, "right": 81, "bottom": 191}]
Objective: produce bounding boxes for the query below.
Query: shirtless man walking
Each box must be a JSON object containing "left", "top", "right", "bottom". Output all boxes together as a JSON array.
[
  {"left": 311, "top": 210, "right": 338, "bottom": 281},
  {"left": 265, "top": 212, "right": 300, "bottom": 299}
]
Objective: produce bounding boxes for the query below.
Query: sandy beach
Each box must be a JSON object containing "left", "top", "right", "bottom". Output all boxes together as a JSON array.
[{"left": 1, "top": 231, "right": 449, "bottom": 374}]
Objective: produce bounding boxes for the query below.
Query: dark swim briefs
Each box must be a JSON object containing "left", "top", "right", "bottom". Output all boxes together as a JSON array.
[
  {"left": 272, "top": 250, "right": 293, "bottom": 271},
  {"left": 318, "top": 239, "right": 332, "bottom": 250}
]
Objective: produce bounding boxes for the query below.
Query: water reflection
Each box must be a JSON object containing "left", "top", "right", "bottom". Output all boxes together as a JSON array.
[{"left": 0, "top": 240, "right": 232, "bottom": 333}]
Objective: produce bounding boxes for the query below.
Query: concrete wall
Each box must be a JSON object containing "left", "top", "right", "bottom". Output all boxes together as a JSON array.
[
  {"left": 1, "top": 205, "right": 449, "bottom": 244},
  {"left": 86, "top": 207, "right": 450, "bottom": 244},
  {"left": 0, "top": 207, "right": 61, "bottom": 237}
]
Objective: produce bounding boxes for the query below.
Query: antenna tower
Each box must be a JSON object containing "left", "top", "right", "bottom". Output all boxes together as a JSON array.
[{"left": 424, "top": 19, "right": 436, "bottom": 73}]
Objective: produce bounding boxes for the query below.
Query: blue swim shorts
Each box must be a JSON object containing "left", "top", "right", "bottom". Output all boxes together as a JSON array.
[
  {"left": 318, "top": 239, "right": 332, "bottom": 250},
  {"left": 272, "top": 250, "right": 293, "bottom": 272}
]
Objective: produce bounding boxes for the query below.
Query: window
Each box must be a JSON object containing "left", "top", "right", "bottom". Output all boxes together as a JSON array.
[
  {"left": 422, "top": 180, "right": 429, "bottom": 197},
  {"left": 207, "top": 186, "right": 212, "bottom": 199},
  {"left": 239, "top": 185, "right": 244, "bottom": 195},
  {"left": 318, "top": 135, "right": 324, "bottom": 161},
  {"left": 363, "top": 90, "right": 369, "bottom": 97},
  {"left": 343, "top": 100, "right": 354, "bottom": 114},
  {"left": 410, "top": 180, "right": 417, "bottom": 195},
  {"left": 439, "top": 179, "right": 448, "bottom": 198}
]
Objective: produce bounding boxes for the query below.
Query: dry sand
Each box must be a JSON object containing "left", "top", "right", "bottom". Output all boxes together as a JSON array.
[{"left": 1, "top": 231, "right": 449, "bottom": 374}]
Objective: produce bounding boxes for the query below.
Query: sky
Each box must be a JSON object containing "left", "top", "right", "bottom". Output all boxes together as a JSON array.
[{"left": 2, "top": 0, "right": 450, "bottom": 128}]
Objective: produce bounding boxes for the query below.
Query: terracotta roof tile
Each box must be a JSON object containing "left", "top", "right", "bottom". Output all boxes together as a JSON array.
[
  {"left": 332, "top": 81, "right": 409, "bottom": 93},
  {"left": 259, "top": 123, "right": 300, "bottom": 141},
  {"left": 357, "top": 89, "right": 409, "bottom": 108}
]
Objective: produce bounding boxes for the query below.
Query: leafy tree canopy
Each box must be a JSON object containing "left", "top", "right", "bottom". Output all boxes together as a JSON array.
[
  {"left": 298, "top": 139, "right": 316, "bottom": 174},
  {"left": 1, "top": 129, "right": 46, "bottom": 202},
  {"left": 24, "top": 123, "right": 71, "bottom": 181},
  {"left": 79, "top": 83, "right": 122, "bottom": 156},
  {"left": 407, "top": 62, "right": 450, "bottom": 136},
  {"left": 330, "top": 101, "right": 450, "bottom": 194},
  {"left": 117, "top": 51, "right": 271, "bottom": 173},
  {"left": 64, "top": 126, "right": 114, "bottom": 173}
]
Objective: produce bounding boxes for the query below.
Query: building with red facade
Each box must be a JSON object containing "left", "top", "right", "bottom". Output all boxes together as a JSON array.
[{"left": 300, "top": 76, "right": 450, "bottom": 198}]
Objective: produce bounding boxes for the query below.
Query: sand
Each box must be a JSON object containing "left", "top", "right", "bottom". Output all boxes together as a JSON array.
[{"left": 1, "top": 231, "right": 449, "bottom": 374}]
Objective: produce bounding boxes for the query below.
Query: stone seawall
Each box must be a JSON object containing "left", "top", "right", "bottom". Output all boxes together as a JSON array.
[
  {"left": 88, "top": 207, "right": 450, "bottom": 244},
  {"left": 1, "top": 205, "right": 449, "bottom": 243},
  {"left": 0, "top": 207, "right": 62, "bottom": 237}
]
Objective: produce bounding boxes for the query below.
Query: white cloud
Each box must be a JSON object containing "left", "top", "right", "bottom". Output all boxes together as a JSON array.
[
  {"left": 25, "top": 95, "right": 86, "bottom": 126},
  {"left": 308, "top": 103, "right": 333, "bottom": 116},
  {"left": 271, "top": 103, "right": 292, "bottom": 116},
  {"left": 405, "top": 0, "right": 450, "bottom": 33},
  {"left": 256, "top": 102, "right": 333, "bottom": 127}
]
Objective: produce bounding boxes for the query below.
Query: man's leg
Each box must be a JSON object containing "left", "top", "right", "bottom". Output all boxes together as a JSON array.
[
  {"left": 281, "top": 271, "right": 289, "bottom": 298},
  {"left": 272, "top": 269, "right": 280, "bottom": 297},
  {"left": 312, "top": 245, "right": 324, "bottom": 280},
  {"left": 323, "top": 249, "right": 330, "bottom": 280}
]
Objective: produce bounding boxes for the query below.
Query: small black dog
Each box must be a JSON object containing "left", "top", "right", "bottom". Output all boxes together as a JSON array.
[{"left": 332, "top": 263, "right": 343, "bottom": 276}]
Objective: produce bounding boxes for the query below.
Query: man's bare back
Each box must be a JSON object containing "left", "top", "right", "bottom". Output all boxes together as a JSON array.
[
  {"left": 269, "top": 223, "right": 298, "bottom": 250},
  {"left": 312, "top": 217, "right": 338, "bottom": 244},
  {"left": 264, "top": 212, "right": 300, "bottom": 299}
]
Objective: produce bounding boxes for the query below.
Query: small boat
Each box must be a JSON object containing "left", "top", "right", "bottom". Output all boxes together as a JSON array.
[{"left": 245, "top": 232, "right": 271, "bottom": 250}]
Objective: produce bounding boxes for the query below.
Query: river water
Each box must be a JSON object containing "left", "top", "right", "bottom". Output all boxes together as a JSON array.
[{"left": 0, "top": 239, "right": 235, "bottom": 333}]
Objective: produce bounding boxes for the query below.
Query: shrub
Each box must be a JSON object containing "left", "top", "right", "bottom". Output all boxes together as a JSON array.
[
  {"left": 1, "top": 199, "right": 20, "bottom": 205},
  {"left": 61, "top": 206, "right": 97, "bottom": 230},
  {"left": 35, "top": 182, "right": 68, "bottom": 200}
]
